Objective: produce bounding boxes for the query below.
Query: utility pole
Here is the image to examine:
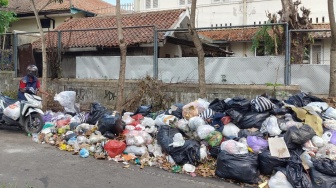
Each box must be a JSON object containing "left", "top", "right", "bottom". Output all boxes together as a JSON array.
[{"left": 243, "top": 0, "right": 247, "bottom": 56}]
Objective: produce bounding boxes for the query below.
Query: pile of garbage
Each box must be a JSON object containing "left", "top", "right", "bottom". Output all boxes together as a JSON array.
[{"left": 33, "top": 91, "right": 336, "bottom": 187}]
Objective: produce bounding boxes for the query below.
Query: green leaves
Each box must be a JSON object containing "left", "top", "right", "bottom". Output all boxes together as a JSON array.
[
  {"left": 0, "top": 0, "right": 8, "bottom": 7},
  {"left": 251, "top": 26, "right": 280, "bottom": 56},
  {"left": 0, "top": 11, "right": 17, "bottom": 33}
]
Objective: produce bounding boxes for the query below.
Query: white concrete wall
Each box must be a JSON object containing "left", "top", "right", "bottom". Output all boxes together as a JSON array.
[
  {"left": 160, "top": 43, "right": 182, "bottom": 58},
  {"left": 135, "top": 0, "right": 331, "bottom": 27},
  {"left": 229, "top": 42, "right": 254, "bottom": 57}
]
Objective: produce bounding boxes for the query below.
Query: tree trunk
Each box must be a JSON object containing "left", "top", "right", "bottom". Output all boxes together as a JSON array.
[
  {"left": 31, "top": 0, "right": 48, "bottom": 110},
  {"left": 280, "top": 0, "right": 312, "bottom": 64},
  {"left": 115, "top": 0, "right": 127, "bottom": 112},
  {"left": 328, "top": 0, "right": 336, "bottom": 97},
  {"left": 189, "top": 0, "right": 206, "bottom": 98}
]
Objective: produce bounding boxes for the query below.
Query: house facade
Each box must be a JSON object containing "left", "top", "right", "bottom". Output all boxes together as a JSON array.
[
  {"left": 30, "top": 9, "right": 205, "bottom": 77},
  {"left": 6, "top": 0, "right": 116, "bottom": 33},
  {"left": 134, "top": 0, "right": 330, "bottom": 27},
  {"left": 133, "top": 0, "right": 333, "bottom": 64}
]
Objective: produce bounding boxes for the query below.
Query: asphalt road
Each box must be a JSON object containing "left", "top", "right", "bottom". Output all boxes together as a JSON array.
[{"left": 0, "top": 126, "right": 242, "bottom": 188}]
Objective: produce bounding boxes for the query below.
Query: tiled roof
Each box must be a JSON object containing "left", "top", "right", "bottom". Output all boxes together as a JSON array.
[
  {"left": 199, "top": 23, "right": 331, "bottom": 42},
  {"left": 6, "top": 0, "right": 114, "bottom": 15},
  {"left": 199, "top": 27, "right": 259, "bottom": 42},
  {"left": 32, "top": 9, "right": 186, "bottom": 49},
  {"left": 312, "top": 23, "right": 331, "bottom": 38}
]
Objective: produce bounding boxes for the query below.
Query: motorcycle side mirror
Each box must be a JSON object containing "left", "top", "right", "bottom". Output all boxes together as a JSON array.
[{"left": 26, "top": 87, "right": 37, "bottom": 95}]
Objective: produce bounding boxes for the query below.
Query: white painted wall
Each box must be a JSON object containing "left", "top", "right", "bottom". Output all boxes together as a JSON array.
[
  {"left": 135, "top": 0, "right": 331, "bottom": 27},
  {"left": 229, "top": 42, "right": 254, "bottom": 57},
  {"left": 160, "top": 42, "right": 182, "bottom": 58}
]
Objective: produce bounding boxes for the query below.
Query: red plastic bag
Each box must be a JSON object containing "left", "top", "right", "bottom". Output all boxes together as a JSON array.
[
  {"left": 221, "top": 116, "right": 231, "bottom": 125},
  {"left": 56, "top": 117, "right": 71, "bottom": 127},
  {"left": 104, "top": 140, "right": 126, "bottom": 158}
]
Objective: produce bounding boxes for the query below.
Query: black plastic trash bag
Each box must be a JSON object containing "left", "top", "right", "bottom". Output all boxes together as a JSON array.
[
  {"left": 103, "top": 131, "right": 116, "bottom": 139},
  {"left": 98, "top": 112, "right": 124, "bottom": 135},
  {"left": 236, "top": 111, "right": 270, "bottom": 129},
  {"left": 258, "top": 150, "right": 289, "bottom": 175},
  {"left": 285, "top": 92, "right": 324, "bottom": 107},
  {"left": 209, "top": 146, "right": 221, "bottom": 158},
  {"left": 133, "top": 105, "right": 152, "bottom": 116},
  {"left": 215, "top": 151, "right": 260, "bottom": 184},
  {"left": 225, "top": 109, "right": 243, "bottom": 124},
  {"left": 238, "top": 129, "right": 263, "bottom": 138},
  {"left": 309, "top": 168, "right": 336, "bottom": 188},
  {"left": 208, "top": 98, "right": 227, "bottom": 113},
  {"left": 277, "top": 153, "right": 312, "bottom": 188},
  {"left": 313, "top": 158, "right": 336, "bottom": 176},
  {"left": 271, "top": 107, "right": 292, "bottom": 115},
  {"left": 211, "top": 113, "right": 225, "bottom": 132},
  {"left": 86, "top": 102, "right": 111, "bottom": 125},
  {"left": 157, "top": 125, "right": 200, "bottom": 165},
  {"left": 165, "top": 103, "right": 184, "bottom": 119},
  {"left": 226, "top": 96, "right": 251, "bottom": 114},
  {"left": 284, "top": 124, "right": 315, "bottom": 150}
]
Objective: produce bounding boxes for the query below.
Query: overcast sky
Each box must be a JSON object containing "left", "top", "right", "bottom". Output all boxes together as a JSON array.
[{"left": 103, "top": 0, "right": 134, "bottom": 5}]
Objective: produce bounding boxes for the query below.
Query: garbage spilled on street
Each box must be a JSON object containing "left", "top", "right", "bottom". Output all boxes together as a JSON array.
[{"left": 23, "top": 91, "right": 336, "bottom": 187}]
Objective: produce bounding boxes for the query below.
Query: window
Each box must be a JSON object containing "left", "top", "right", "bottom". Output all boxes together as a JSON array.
[
  {"left": 312, "top": 45, "right": 322, "bottom": 64},
  {"left": 303, "top": 44, "right": 322, "bottom": 64},
  {"left": 212, "top": 0, "right": 240, "bottom": 3},
  {"left": 145, "top": 0, "right": 158, "bottom": 9},
  {"left": 179, "top": 0, "right": 191, "bottom": 6}
]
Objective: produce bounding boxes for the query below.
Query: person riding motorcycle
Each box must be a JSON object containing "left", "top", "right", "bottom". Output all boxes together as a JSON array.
[{"left": 18, "top": 65, "right": 49, "bottom": 101}]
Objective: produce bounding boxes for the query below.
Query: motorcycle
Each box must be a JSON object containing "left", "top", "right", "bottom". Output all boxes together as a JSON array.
[{"left": 0, "top": 88, "right": 44, "bottom": 134}]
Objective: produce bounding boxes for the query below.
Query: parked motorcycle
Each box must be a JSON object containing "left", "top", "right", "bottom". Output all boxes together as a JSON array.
[{"left": 0, "top": 88, "right": 44, "bottom": 134}]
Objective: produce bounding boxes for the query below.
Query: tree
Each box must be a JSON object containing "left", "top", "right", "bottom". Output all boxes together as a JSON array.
[
  {"left": 115, "top": 0, "right": 127, "bottom": 112},
  {"left": 328, "top": 0, "right": 336, "bottom": 97},
  {"left": 30, "top": 0, "right": 63, "bottom": 109},
  {"left": 189, "top": 0, "right": 206, "bottom": 98},
  {"left": 0, "top": 0, "right": 17, "bottom": 35},
  {"left": 279, "top": 0, "right": 313, "bottom": 64}
]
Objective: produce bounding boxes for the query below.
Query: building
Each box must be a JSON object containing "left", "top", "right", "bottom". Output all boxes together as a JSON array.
[{"left": 133, "top": 0, "right": 332, "bottom": 64}]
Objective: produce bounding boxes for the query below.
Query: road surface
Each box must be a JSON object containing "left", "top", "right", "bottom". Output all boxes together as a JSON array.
[{"left": 0, "top": 126, "right": 242, "bottom": 188}]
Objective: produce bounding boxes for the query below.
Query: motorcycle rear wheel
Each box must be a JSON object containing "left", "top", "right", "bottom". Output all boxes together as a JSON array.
[{"left": 24, "top": 113, "right": 44, "bottom": 134}]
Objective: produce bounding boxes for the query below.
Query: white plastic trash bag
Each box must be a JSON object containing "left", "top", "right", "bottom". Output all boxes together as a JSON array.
[
  {"left": 268, "top": 171, "right": 293, "bottom": 188},
  {"left": 126, "top": 130, "right": 153, "bottom": 146},
  {"left": 154, "top": 114, "right": 177, "bottom": 126},
  {"left": 220, "top": 140, "right": 248, "bottom": 154},
  {"left": 261, "top": 116, "right": 282, "bottom": 136},
  {"left": 169, "top": 133, "right": 185, "bottom": 147},
  {"left": 122, "top": 112, "right": 134, "bottom": 125},
  {"left": 188, "top": 116, "right": 206, "bottom": 131},
  {"left": 307, "top": 102, "right": 329, "bottom": 113},
  {"left": 222, "top": 123, "right": 240, "bottom": 138},
  {"left": 176, "top": 119, "right": 190, "bottom": 132},
  {"left": 54, "top": 91, "right": 76, "bottom": 113},
  {"left": 147, "top": 142, "right": 163, "bottom": 157},
  {"left": 141, "top": 117, "right": 156, "bottom": 134},
  {"left": 326, "top": 107, "right": 336, "bottom": 120},
  {"left": 312, "top": 135, "right": 325, "bottom": 148},
  {"left": 197, "top": 124, "right": 215, "bottom": 139},
  {"left": 323, "top": 119, "right": 336, "bottom": 130},
  {"left": 3, "top": 101, "right": 20, "bottom": 120},
  {"left": 124, "top": 145, "right": 147, "bottom": 156}
]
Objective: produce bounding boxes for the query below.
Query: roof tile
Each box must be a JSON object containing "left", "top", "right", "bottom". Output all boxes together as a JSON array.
[
  {"left": 6, "top": 0, "right": 114, "bottom": 14},
  {"left": 33, "top": 9, "right": 186, "bottom": 49},
  {"left": 199, "top": 23, "right": 331, "bottom": 42}
]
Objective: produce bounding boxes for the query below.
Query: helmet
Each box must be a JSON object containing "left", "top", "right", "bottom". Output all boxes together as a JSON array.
[{"left": 27, "top": 65, "right": 38, "bottom": 77}]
